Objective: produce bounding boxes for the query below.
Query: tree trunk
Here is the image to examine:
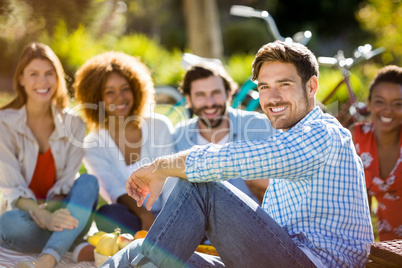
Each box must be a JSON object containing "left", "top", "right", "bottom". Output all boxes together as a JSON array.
[{"left": 183, "top": 0, "right": 223, "bottom": 59}]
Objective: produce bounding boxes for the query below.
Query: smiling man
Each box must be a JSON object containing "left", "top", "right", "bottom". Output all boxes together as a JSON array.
[
  {"left": 102, "top": 41, "right": 374, "bottom": 268},
  {"left": 173, "top": 64, "right": 277, "bottom": 203}
]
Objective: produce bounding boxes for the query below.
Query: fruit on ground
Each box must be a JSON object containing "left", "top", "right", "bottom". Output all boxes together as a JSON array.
[
  {"left": 134, "top": 230, "right": 148, "bottom": 240},
  {"left": 87, "top": 231, "right": 107, "bottom": 247},
  {"left": 117, "top": 233, "right": 134, "bottom": 249},
  {"left": 95, "top": 229, "right": 121, "bottom": 256},
  {"left": 196, "top": 245, "right": 219, "bottom": 256}
]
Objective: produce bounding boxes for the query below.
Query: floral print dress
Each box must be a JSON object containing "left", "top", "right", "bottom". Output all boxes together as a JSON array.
[{"left": 354, "top": 122, "right": 402, "bottom": 241}]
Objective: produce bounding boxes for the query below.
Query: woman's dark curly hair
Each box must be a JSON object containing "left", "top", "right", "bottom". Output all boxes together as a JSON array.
[{"left": 74, "top": 51, "right": 155, "bottom": 130}]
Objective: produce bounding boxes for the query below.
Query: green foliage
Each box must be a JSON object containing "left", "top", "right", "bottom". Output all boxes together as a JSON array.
[
  {"left": 124, "top": 0, "right": 185, "bottom": 50},
  {"left": 40, "top": 22, "right": 105, "bottom": 76},
  {"left": 37, "top": 21, "right": 185, "bottom": 95},
  {"left": 0, "top": 0, "right": 127, "bottom": 83},
  {"left": 154, "top": 105, "right": 188, "bottom": 126},
  {"left": 317, "top": 63, "right": 381, "bottom": 106},
  {"left": 356, "top": 0, "right": 402, "bottom": 65},
  {"left": 225, "top": 54, "right": 255, "bottom": 86},
  {"left": 223, "top": 20, "right": 271, "bottom": 56},
  {"left": 113, "top": 35, "right": 184, "bottom": 86}
]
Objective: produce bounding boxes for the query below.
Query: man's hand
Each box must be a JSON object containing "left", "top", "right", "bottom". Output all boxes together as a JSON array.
[
  {"left": 126, "top": 151, "right": 189, "bottom": 211},
  {"left": 126, "top": 162, "right": 168, "bottom": 211}
]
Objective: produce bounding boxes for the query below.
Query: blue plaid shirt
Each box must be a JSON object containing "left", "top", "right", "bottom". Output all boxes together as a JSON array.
[{"left": 186, "top": 107, "right": 374, "bottom": 267}]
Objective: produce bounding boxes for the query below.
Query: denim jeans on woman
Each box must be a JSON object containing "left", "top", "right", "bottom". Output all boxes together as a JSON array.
[
  {"left": 94, "top": 203, "right": 158, "bottom": 235},
  {"left": 0, "top": 174, "right": 99, "bottom": 263},
  {"left": 101, "top": 179, "right": 316, "bottom": 268}
]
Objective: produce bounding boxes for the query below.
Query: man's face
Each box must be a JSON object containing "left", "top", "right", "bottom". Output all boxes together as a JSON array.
[
  {"left": 257, "top": 61, "right": 316, "bottom": 130},
  {"left": 186, "top": 75, "right": 229, "bottom": 128}
]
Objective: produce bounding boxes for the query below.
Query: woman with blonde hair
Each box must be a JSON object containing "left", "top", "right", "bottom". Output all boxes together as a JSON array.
[
  {"left": 0, "top": 42, "right": 99, "bottom": 268},
  {"left": 75, "top": 51, "right": 177, "bottom": 234}
]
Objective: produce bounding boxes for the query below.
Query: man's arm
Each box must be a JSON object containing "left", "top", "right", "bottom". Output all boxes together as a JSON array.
[
  {"left": 126, "top": 150, "right": 189, "bottom": 211},
  {"left": 128, "top": 122, "right": 330, "bottom": 210}
]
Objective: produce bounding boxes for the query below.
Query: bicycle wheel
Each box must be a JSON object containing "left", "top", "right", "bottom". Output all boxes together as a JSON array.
[
  {"left": 155, "top": 86, "right": 190, "bottom": 124},
  {"left": 155, "top": 86, "right": 185, "bottom": 105}
]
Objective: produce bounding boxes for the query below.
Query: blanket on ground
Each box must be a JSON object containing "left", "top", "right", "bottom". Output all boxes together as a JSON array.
[{"left": 0, "top": 246, "right": 95, "bottom": 268}]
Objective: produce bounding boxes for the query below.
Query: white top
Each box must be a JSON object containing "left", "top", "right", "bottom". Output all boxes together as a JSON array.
[
  {"left": 83, "top": 113, "right": 178, "bottom": 213},
  {"left": 196, "top": 132, "right": 230, "bottom": 145}
]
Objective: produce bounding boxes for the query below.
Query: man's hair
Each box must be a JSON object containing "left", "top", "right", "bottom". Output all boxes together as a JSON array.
[
  {"left": 179, "top": 63, "right": 237, "bottom": 96},
  {"left": 368, "top": 65, "right": 402, "bottom": 101},
  {"left": 1, "top": 42, "right": 68, "bottom": 110},
  {"left": 74, "top": 51, "right": 155, "bottom": 130},
  {"left": 252, "top": 40, "right": 319, "bottom": 88}
]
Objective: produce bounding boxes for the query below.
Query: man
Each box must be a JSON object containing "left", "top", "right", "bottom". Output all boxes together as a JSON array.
[
  {"left": 173, "top": 63, "right": 277, "bottom": 203},
  {"left": 102, "top": 41, "right": 374, "bottom": 267}
]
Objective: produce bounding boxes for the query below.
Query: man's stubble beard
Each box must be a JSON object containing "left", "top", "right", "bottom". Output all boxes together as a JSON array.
[{"left": 196, "top": 104, "right": 227, "bottom": 129}]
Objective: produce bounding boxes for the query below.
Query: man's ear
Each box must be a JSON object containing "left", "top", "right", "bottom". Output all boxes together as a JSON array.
[
  {"left": 185, "top": 94, "right": 192, "bottom": 108},
  {"left": 307, "top": 76, "right": 318, "bottom": 97}
]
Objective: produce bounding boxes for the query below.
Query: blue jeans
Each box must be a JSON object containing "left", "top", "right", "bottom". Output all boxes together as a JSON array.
[
  {"left": 101, "top": 179, "right": 316, "bottom": 268},
  {"left": 0, "top": 174, "right": 99, "bottom": 263},
  {"left": 95, "top": 204, "right": 144, "bottom": 235}
]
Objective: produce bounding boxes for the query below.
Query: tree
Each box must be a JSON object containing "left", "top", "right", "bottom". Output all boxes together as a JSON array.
[
  {"left": 356, "top": 0, "right": 402, "bottom": 65},
  {"left": 183, "top": 0, "right": 223, "bottom": 59}
]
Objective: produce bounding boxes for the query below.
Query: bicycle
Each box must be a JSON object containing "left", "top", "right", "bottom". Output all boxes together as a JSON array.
[
  {"left": 317, "top": 44, "right": 384, "bottom": 127},
  {"left": 229, "top": 5, "right": 312, "bottom": 111}
]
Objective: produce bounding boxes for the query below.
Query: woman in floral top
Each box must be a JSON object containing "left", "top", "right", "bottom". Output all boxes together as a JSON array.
[{"left": 350, "top": 65, "right": 402, "bottom": 241}]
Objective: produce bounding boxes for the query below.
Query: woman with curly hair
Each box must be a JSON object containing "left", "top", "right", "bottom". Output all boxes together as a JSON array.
[
  {"left": 0, "top": 42, "right": 99, "bottom": 268},
  {"left": 74, "top": 51, "right": 177, "bottom": 234},
  {"left": 350, "top": 65, "right": 402, "bottom": 241}
]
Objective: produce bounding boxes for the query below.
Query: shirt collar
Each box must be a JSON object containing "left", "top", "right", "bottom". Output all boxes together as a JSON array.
[
  {"left": 6, "top": 104, "right": 67, "bottom": 139},
  {"left": 292, "top": 106, "right": 323, "bottom": 129}
]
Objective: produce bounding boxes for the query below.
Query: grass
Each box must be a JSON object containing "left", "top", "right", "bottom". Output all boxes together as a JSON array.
[
  {"left": 371, "top": 197, "right": 379, "bottom": 241},
  {"left": 154, "top": 104, "right": 189, "bottom": 126}
]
